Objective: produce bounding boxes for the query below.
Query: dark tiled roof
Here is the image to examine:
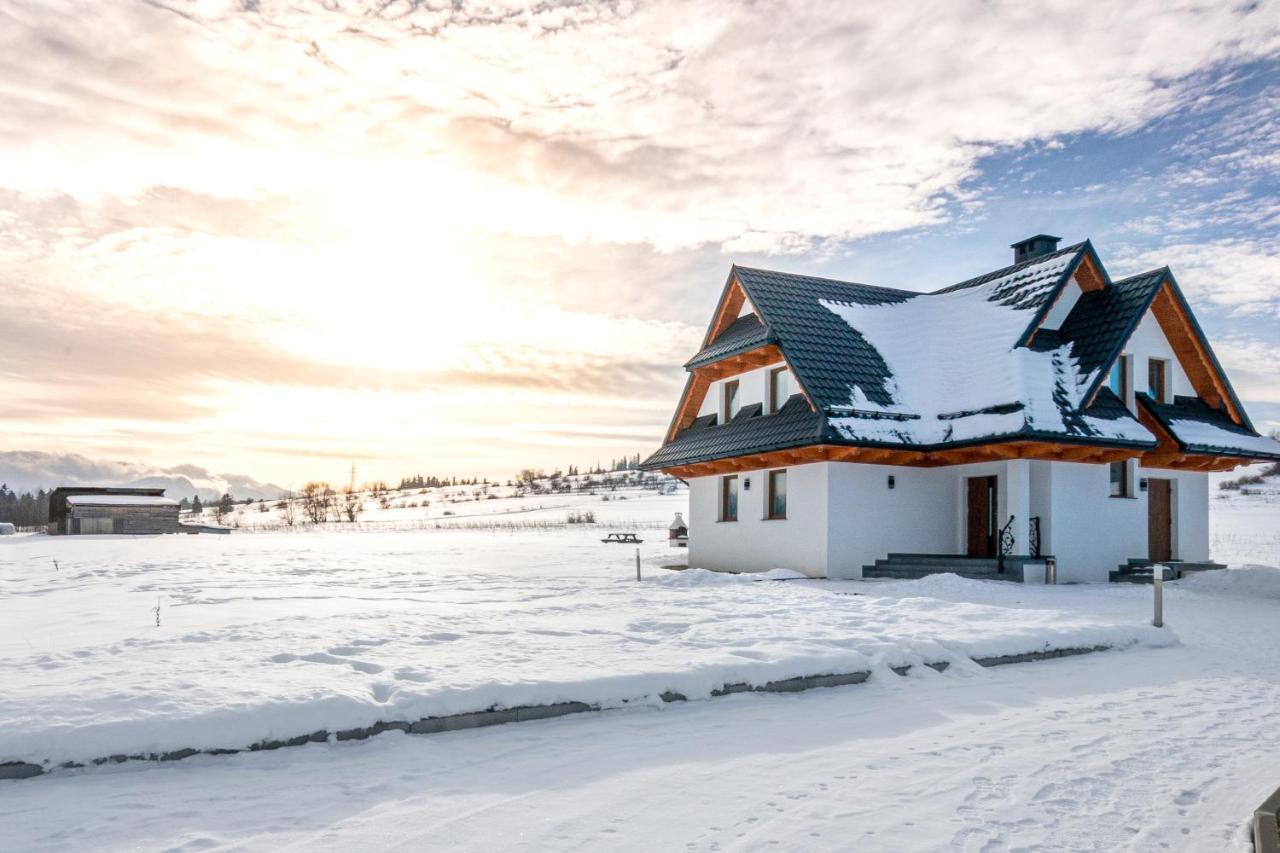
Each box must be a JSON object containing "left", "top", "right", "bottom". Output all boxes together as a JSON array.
[
  {"left": 685, "top": 313, "right": 774, "bottom": 368},
  {"left": 642, "top": 394, "right": 822, "bottom": 469},
  {"left": 641, "top": 243, "right": 1262, "bottom": 469},
  {"left": 732, "top": 266, "right": 914, "bottom": 409},
  {"left": 1049, "top": 268, "right": 1166, "bottom": 379},
  {"left": 1139, "top": 395, "right": 1280, "bottom": 459}
]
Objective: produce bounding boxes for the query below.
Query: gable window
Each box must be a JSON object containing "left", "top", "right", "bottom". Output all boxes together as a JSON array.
[
  {"left": 1109, "top": 460, "right": 1131, "bottom": 498},
  {"left": 723, "top": 380, "right": 740, "bottom": 422},
  {"left": 720, "top": 475, "right": 738, "bottom": 522},
  {"left": 1109, "top": 354, "right": 1131, "bottom": 404},
  {"left": 1148, "top": 359, "right": 1169, "bottom": 404},
  {"left": 767, "top": 470, "right": 787, "bottom": 519},
  {"left": 768, "top": 367, "right": 789, "bottom": 414}
]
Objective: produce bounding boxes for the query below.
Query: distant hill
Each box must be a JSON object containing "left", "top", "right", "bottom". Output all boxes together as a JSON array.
[{"left": 0, "top": 451, "right": 283, "bottom": 502}]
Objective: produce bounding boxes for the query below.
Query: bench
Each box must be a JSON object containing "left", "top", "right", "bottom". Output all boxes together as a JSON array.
[{"left": 601, "top": 532, "right": 643, "bottom": 544}]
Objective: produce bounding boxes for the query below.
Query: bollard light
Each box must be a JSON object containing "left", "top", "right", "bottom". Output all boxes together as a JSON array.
[{"left": 1152, "top": 565, "right": 1164, "bottom": 627}]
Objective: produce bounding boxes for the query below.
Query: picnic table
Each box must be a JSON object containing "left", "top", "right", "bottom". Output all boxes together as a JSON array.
[{"left": 601, "top": 532, "right": 643, "bottom": 544}]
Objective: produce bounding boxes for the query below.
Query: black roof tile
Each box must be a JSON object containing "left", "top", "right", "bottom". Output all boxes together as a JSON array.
[
  {"left": 1051, "top": 268, "right": 1166, "bottom": 379},
  {"left": 685, "top": 313, "right": 775, "bottom": 368},
  {"left": 732, "top": 266, "right": 913, "bottom": 409},
  {"left": 642, "top": 394, "right": 821, "bottom": 469}
]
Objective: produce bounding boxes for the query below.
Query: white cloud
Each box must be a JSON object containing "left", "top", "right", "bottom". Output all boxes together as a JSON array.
[
  {"left": 2, "top": 0, "right": 1279, "bottom": 250},
  {"left": 1212, "top": 337, "right": 1280, "bottom": 404},
  {"left": 0, "top": 450, "right": 281, "bottom": 500},
  {"left": 2, "top": 0, "right": 1280, "bottom": 479},
  {"left": 1112, "top": 240, "right": 1280, "bottom": 315}
]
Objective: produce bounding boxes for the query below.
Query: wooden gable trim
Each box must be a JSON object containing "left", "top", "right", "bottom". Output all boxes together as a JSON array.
[
  {"left": 1073, "top": 250, "right": 1106, "bottom": 293},
  {"left": 704, "top": 273, "right": 749, "bottom": 346},
  {"left": 1148, "top": 281, "right": 1242, "bottom": 424},
  {"left": 664, "top": 273, "right": 751, "bottom": 444},
  {"left": 1135, "top": 403, "right": 1181, "bottom": 455}
]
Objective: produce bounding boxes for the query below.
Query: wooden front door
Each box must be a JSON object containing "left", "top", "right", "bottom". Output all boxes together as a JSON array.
[
  {"left": 1148, "top": 478, "right": 1173, "bottom": 562},
  {"left": 967, "top": 476, "right": 997, "bottom": 557}
]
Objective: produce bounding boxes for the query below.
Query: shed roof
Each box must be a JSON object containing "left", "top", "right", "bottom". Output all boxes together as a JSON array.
[{"left": 66, "top": 494, "right": 180, "bottom": 507}]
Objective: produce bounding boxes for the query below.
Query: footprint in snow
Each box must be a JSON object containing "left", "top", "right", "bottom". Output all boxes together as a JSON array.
[{"left": 394, "top": 668, "right": 432, "bottom": 683}]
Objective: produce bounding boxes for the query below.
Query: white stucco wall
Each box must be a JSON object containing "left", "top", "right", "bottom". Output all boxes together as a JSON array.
[
  {"left": 685, "top": 457, "right": 1210, "bottom": 582},
  {"left": 1040, "top": 462, "right": 1145, "bottom": 583},
  {"left": 686, "top": 462, "right": 829, "bottom": 576},
  {"left": 1118, "top": 309, "right": 1195, "bottom": 400},
  {"left": 825, "top": 462, "right": 958, "bottom": 579}
]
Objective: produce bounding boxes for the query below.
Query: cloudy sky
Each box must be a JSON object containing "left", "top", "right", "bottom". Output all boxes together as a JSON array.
[{"left": 2, "top": 0, "right": 1279, "bottom": 486}]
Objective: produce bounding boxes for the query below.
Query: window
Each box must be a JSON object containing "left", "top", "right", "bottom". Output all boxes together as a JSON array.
[
  {"left": 1109, "top": 460, "right": 1130, "bottom": 498},
  {"left": 768, "top": 367, "right": 789, "bottom": 414},
  {"left": 720, "top": 475, "right": 738, "bottom": 521},
  {"left": 723, "top": 380, "right": 740, "bottom": 422},
  {"left": 1109, "top": 355, "right": 1130, "bottom": 403},
  {"left": 1148, "top": 359, "right": 1168, "bottom": 403},
  {"left": 767, "top": 470, "right": 787, "bottom": 519}
]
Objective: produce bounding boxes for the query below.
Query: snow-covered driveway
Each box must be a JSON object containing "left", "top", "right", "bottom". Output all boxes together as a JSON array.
[{"left": 2, "top": 564, "right": 1279, "bottom": 852}]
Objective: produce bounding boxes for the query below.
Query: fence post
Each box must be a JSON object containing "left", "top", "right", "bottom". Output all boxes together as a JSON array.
[
  {"left": 636, "top": 547, "right": 641, "bottom": 582},
  {"left": 1153, "top": 567, "right": 1164, "bottom": 627}
]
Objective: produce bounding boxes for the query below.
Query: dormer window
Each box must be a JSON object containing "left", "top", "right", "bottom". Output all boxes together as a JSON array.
[
  {"left": 1148, "top": 358, "right": 1169, "bottom": 404},
  {"left": 1109, "top": 355, "right": 1132, "bottom": 409},
  {"left": 722, "top": 379, "right": 740, "bottom": 422},
  {"left": 768, "top": 367, "right": 789, "bottom": 414}
]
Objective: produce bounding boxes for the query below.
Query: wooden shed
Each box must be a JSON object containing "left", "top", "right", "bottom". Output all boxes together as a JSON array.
[{"left": 48, "top": 487, "right": 182, "bottom": 535}]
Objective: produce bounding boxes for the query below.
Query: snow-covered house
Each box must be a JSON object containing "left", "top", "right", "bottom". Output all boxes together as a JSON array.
[{"left": 641, "top": 236, "right": 1280, "bottom": 582}]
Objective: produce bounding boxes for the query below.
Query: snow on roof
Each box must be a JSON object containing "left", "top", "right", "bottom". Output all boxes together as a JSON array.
[
  {"left": 820, "top": 251, "right": 1152, "bottom": 447},
  {"left": 66, "top": 494, "right": 179, "bottom": 507},
  {"left": 1165, "top": 416, "right": 1280, "bottom": 459}
]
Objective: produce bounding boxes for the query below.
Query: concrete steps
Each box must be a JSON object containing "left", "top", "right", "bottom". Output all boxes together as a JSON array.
[
  {"left": 1109, "top": 559, "right": 1227, "bottom": 583},
  {"left": 863, "top": 553, "right": 1027, "bottom": 583}
]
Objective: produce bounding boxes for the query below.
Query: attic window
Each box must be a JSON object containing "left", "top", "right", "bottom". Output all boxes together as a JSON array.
[
  {"left": 768, "top": 366, "right": 789, "bottom": 414},
  {"left": 723, "top": 380, "right": 740, "bottom": 421},
  {"left": 1148, "top": 359, "right": 1169, "bottom": 404},
  {"left": 1110, "top": 355, "right": 1132, "bottom": 409}
]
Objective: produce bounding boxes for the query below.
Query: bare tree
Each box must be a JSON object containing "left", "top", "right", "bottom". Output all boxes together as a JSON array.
[
  {"left": 341, "top": 463, "right": 362, "bottom": 522},
  {"left": 300, "top": 482, "right": 332, "bottom": 525},
  {"left": 278, "top": 490, "right": 297, "bottom": 527},
  {"left": 342, "top": 486, "right": 361, "bottom": 522}
]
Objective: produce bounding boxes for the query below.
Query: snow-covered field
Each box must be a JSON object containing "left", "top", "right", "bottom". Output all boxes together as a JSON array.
[{"left": 1, "top": 479, "right": 1279, "bottom": 851}]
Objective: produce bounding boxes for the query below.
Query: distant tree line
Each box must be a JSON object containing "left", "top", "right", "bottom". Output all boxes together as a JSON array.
[
  {"left": 398, "top": 475, "right": 488, "bottom": 490},
  {"left": 0, "top": 485, "right": 51, "bottom": 529}
]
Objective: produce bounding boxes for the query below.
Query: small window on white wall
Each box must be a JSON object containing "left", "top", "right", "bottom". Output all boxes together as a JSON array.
[
  {"left": 1109, "top": 460, "right": 1133, "bottom": 498},
  {"left": 767, "top": 470, "right": 787, "bottom": 519},
  {"left": 720, "top": 475, "right": 739, "bottom": 522},
  {"left": 1148, "top": 359, "right": 1169, "bottom": 404},
  {"left": 768, "top": 367, "right": 789, "bottom": 414},
  {"left": 1109, "top": 355, "right": 1132, "bottom": 408},
  {"left": 723, "top": 380, "right": 740, "bottom": 422}
]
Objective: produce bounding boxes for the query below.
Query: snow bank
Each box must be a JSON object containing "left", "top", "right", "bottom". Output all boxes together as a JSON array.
[{"left": 0, "top": 521, "right": 1176, "bottom": 766}]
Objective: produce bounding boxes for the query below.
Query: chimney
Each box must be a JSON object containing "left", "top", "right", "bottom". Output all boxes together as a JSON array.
[{"left": 1010, "top": 234, "right": 1062, "bottom": 264}]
